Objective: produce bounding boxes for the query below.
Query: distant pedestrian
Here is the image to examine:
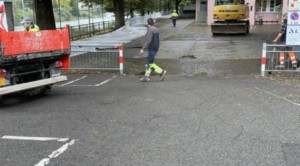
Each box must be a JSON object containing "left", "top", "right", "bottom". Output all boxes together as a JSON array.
[
  {"left": 139, "top": 18, "right": 167, "bottom": 82},
  {"left": 273, "top": 13, "right": 297, "bottom": 69},
  {"left": 171, "top": 10, "right": 179, "bottom": 27}
]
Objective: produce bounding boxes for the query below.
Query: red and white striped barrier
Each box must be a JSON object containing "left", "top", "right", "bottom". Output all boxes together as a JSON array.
[
  {"left": 119, "top": 45, "right": 124, "bottom": 74},
  {"left": 261, "top": 43, "right": 267, "bottom": 76}
]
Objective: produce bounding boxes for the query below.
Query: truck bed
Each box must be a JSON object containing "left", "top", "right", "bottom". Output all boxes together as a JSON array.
[{"left": 0, "top": 26, "right": 70, "bottom": 58}]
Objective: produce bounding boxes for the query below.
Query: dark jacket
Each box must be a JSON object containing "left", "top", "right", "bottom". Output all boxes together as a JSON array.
[
  {"left": 143, "top": 26, "right": 159, "bottom": 51},
  {"left": 280, "top": 20, "right": 287, "bottom": 43}
]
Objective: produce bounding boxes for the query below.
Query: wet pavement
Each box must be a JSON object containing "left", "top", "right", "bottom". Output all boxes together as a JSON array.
[
  {"left": 124, "top": 18, "right": 280, "bottom": 76},
  {"left": 2, "top": 18, "right": 300, "bottom": 166}
]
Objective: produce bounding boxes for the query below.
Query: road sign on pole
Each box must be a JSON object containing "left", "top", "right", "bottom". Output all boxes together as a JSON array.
[{"left": 287, "top": 0, "right": 300, "bottom": 45}]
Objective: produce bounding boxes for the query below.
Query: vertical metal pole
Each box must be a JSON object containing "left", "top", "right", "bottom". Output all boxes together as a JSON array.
[
  {"left": 91, "top": 4, "right": 94, "bottom": 35},
  {"left": 119, "top": 45, "right": 124, "bottom": 74},
  {"left": 77, "top": 0, "right": 81, "bottom": 39},
  {"left": 101, "top": 0, "right": 104, "bottom": 32},
  {"left": 101, "top": 0, "right": 104, "bottom": 21},
  {"left": 21, "top": 0, "right": 25, "bottom": 18},
  {"left": 261, "top": 43, "right": 267, "bottom": 77},
  {"left": 88, "top": 0, "right": 91, "bottom": 36},
  {"left": 59, "top": 0, "right": 61, "bottom": 28}
]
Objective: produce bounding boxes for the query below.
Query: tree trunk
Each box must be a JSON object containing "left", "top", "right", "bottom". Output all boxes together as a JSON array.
[
  {"left": 113, "top": 0, "right": 125, "bottom": 29},
  {"left": 33, "top": 0, "right": 56, "bottom": 30},
  {"left": 175, "top": 0, "right": 180, "bottom": 13}
]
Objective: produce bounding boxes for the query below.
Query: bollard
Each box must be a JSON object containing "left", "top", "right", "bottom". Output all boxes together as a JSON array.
[
  {"left": 261, "top": 43, "right": 267, "bottom": 76},
  {"left": 119, "top": 45, "right": 124, "bottom": 74}
]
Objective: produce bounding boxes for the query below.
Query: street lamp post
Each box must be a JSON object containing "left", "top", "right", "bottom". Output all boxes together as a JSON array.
[
  {"left": 88, "top": 0, "right": 91, "bottom": 36},
  {"left": 77, "top": 0, "right": 80, "bottom": 26},
  {"left": 101, "top": 0, "right": 104, "bottom": 22},
  {"left": 77, "top": 0, "right": 81, "bottom": 39},
  {"left": 58, "top": 0, "right": 61, "bottom": 28},
  {"left": 21, "top": 0, "right": 25, "bottom": 18}
]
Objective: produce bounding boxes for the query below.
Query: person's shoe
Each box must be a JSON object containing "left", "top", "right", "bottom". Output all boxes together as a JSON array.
[
  {"left": 159, "top": 70, "right": 167, "bottom": 81},
  {"left": 275, "top": 64, "right": 285, "bottom": 69},
  {"left": 139, "top": 76, "right": 150, "bottom": 82},
  {"left": 292, "top": 63, "right": 297, "bottom": 68}
]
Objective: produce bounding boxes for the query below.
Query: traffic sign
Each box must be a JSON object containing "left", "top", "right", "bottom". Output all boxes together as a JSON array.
[{"left": 289, "top": 0, "right": 300, "bottom": 10}]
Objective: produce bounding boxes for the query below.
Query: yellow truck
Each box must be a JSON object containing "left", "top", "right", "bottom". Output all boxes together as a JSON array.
[{"left": 211, "top": 0, "right": 250, "bottom": 35}]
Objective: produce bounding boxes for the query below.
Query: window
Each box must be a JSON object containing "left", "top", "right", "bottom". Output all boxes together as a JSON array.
[
  {"left": 215, "top": 0, "right": 244, "bottom": 5},
  {"left": 256, "top": 0, "right": 281, "bottom": 12}
]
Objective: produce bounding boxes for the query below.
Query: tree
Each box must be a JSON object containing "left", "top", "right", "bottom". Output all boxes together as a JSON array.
[
  {"left": 175, "top": 0, "right": 182, "bottom": 13},
  {"left": 33, "top": 0, "right": 56, "bottom": 30},
  {"left": 83, "top": 0, "right": 125, "bottom": 29},
  {"left": 70, "top": 0, "right": 79, "bottom": 17},
  {"left": 113, "top": 0, "right": 125, "bottom": 29}
]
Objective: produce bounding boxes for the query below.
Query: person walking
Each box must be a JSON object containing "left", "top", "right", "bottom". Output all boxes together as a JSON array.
[
  {"left": 20, "top": 17, "right": 39, "bottom": 31},
  {"left": 273, "top": 13, "right": 297, "bottom": 69},
  {"left": 171, "top": 10, "right": 179, "bottom": 27},
  {"left": 139, "top": 18, "right": 167, "bottom": 82}
]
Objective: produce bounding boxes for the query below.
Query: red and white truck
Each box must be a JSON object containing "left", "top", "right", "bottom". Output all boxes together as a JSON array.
[{"left": 0, "top": 1, "right": 70, "bottom": 97}]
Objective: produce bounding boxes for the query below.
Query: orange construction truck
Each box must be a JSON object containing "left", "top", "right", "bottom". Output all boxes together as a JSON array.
[{"left": 0, "top": 1, "right": 70, "bottom": 97}]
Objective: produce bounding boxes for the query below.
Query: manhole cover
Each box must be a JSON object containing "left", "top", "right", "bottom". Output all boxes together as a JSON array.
[{"left": 180, "top": 55, "right": 196, "bottom": 59}]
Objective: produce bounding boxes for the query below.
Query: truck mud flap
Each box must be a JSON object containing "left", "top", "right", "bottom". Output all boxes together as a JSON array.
[
  {"left": 0, "top": 76, "right": 67, "bottom": 96},
  {"left": 211, "top": 23, "right": 248, "bottom": 35}
]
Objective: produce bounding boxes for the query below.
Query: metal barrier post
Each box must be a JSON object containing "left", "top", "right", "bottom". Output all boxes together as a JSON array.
[
  {"left": 78, "top": 25, "right": 81, "bottom": 39},
  {"left": 119, "top": 45, "right": 124, "bottom": 74},
  {"left": 103, "top": 21, "right": 106, "bottom": 32},
  {"left": 261, "top": 43, "right": 267, "bottom": 76}
]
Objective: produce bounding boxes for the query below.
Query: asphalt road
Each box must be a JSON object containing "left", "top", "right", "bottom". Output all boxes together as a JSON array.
[
  {"left": 1, "top": 74, "right": 300, "bottom": 166},
  {"left": 124, "top": 19, "right": 280, "bottom": 76},
  {"left": 0, "top": 16, "right": 299, "bottom": 166}
]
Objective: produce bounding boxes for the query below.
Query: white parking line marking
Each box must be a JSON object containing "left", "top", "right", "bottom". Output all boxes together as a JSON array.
[
  {"left": 34, "top": 139, "right": 75, "bottom": 166},
  {"left": 1, "top": 136, "right": 69, "bottom": 142},
  {"left": 254, "top": 87, "right": 300, "bottom": 107},
  {"left": 60, "top": 75, "right": 87, "bottom": 87},
  {"left": 94, "top": 75, "right": 117, "bottom": 87},
  {"left": 71, "top": 85, "right": 94, "bottom": 87}
]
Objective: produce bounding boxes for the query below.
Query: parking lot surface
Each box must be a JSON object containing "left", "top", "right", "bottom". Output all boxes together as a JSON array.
[{"left": 1, "top": 74, "right": 300, "bottom": 165}]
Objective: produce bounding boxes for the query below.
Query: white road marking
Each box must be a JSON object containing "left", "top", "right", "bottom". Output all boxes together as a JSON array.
[
  {"left": 95, "top": 75, "right": 117, "bottom": 87},
  {"left": 34, "top": 139, "right": 76, "bottom": 166},
  {"left": 71, "top": 85, "right": 94, "bottom": 87},
  {"left": 1, "top": 136, "right": 69, "bottom": 142},
  {"left": 254, "top": 87, "right": 300, "bottom": 107},
  {"left": 60, "top": 75, "right": 87, "bottom": 86}
]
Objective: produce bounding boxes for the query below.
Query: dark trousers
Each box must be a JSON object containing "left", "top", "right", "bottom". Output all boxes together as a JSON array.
[
  {"left": 146, "top": 50, "right": 156, "bottom": 68},
  {"left": 172, "top": 19, "right": 176, "bottom": 27}
]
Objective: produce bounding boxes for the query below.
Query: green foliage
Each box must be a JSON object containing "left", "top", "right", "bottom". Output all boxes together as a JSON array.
[
  {"left": 179, "top": 0, "right": 195, "bottom": 5},
  {"left": 13, "top": 0, "right": 34, "bottom": 24},
  {"left": 54, "top": 8, "right": 74, "bottom": 21},
  {"left": 70, "top": 0, "right": 79, "bottom": 16},
  {"left": 83, "top": 0, "right": 171, "bottom": 16}
]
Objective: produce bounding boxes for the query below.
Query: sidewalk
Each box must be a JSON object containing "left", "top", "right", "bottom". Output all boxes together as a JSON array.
[{"left": 71, "top": 13, "right": 171, "bottom": 47}]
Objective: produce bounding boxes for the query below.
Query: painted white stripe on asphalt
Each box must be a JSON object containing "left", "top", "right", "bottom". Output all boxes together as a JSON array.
[
  {"left": 71, "top": 85, "right": 94, "bottom": 87},
  {"left": 60, "top": 75, "right": 87, "bottom": 86},
  {"left": 95, "top": 75, "right": 117, "bottom": 87},
  {"left": 255, "top": 87, "right": 300, "bottom": 107},
  {"left": 34, "top": 139, "right": 75, "bottom": 166},
  {"left": 1, "top": 136, "right": 69, "bottom": 142}
]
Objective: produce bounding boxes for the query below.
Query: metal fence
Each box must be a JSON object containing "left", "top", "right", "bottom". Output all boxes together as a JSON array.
[
  {"left": 70, "top": 44, "right": 123, "bottom": 74},
  {"left": 261, "top": 43, "right": 300, "bottom": 76},
  {"left": 70, "top": 21, "right": 115, "bottom": 41}
]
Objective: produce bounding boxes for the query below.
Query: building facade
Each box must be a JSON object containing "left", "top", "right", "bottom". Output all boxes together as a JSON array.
[{"left": 194, "top": 0, "right": 288, "bottom": 25}]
